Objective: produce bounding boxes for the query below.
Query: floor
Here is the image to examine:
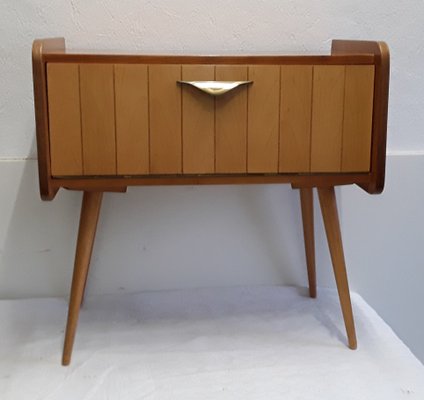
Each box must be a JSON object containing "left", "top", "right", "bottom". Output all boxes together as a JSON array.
[{"left": 1, "top": 286, "right": 423, "bottom": 399}]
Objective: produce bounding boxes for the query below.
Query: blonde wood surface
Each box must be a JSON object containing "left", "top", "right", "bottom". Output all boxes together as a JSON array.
[
  {"left": 247, "top": 65, "right": 280, "bottom": 173},
  {"left": 62, "top": 191, "right": 103, "bottom": 366},
  {"left": 342, "top": 66, "right": 375, "bottom": 172},
  {"left": 149, "top": 65, "right": 182, "bottom": 174},
  {"left": 299, "top": 188, "right": 316, "bottom": 298},
  {"left": 215, "top": 65, "right": 248, "bottom": 173},
  {"left": 182, "top": 65, "right": 215, "bottom": 173},
  {"left": 80, "top": 64, "right": 116, "bottom": 175},
  {"left": 47, "top": 63, "right": 83, "bottom": 176},
  {"left": 311, "top": 66, "right": 345, "bottom": 172},
  {"left": 114, "top": 64, "right": 149, "bottom": 175},
  {"left": 317, "top": 187, "right": 357, "bottom": 350},
  {"left": 279, "top": 66, "right": 313, "bottom": 173}
]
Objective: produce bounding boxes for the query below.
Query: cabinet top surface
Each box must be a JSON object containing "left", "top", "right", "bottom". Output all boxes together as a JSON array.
[{"left": 43, "top": 51, "right": 375, "bottom": 65}]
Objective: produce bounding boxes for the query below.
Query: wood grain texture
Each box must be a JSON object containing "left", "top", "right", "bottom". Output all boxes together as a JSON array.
[
  {"left": 299, "top": 188, "right": 316, "bottom": 298},
  {"left": 47, "top": 63, "right": 83, "bottom": 176},
  {"left": 342, "top": 66, "right": 375, "bottom": 172},
  {"left": 80, "top": 64, "right": 116, "bottom": 175},
  {"left": 215, "top": 65, "right": 248, "bottom": 173},
  {"left": 149, "top": 65, "right": 182, "bottom": 174},
  {"left": 62, "top": 191, "right": 103, "bottom": 365},
  {"left": 311, "top": 66, "right": 345, "bottom": 172},
  {"left": 247, "top": 65, "right": 280, "bottom": 173},
  {"left": 181, "top": 65, "right": 215, "bottom": 173},
  {"left": 114, "top": 64, "right": 149, "bottom": 175},
  {"left": 332, "top": 40, "right": 390, "bottom": 194},
  {"left": 279, "top": 66, "right": 313, "bottom": 173},
  {"left": 318, "top": 187, "right": 357, "bottom": 350},
  {"left": 32, "top": 38, "right": 65, "bottom": 200}
]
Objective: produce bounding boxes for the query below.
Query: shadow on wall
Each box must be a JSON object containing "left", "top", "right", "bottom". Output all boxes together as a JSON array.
[{"left": 1, "top": 151, "right": 326, "bottom": 299}]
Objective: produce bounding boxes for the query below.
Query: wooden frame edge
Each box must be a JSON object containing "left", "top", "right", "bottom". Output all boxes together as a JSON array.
[
  {"left": 32, "top": 38, "right": 65, "bottom": 200},
  {"left": 331, "top": 39, "right": 390, "bottom": 194}
]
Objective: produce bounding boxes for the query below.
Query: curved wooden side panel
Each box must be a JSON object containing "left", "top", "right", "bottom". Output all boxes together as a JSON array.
[
  {"left": 32, "top": 38, "right": 65, "bottom": 200},
  {"left": 331, "top": 40, "right": 390, "bottom": 194}
]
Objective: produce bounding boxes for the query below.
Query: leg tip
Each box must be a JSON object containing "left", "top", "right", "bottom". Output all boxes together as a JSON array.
[
  {"left": 348, "top": 340, "right": 357, "bottom": 350},
  {"left": 62, "top": 354, "right": 71, "bottom": 366}
]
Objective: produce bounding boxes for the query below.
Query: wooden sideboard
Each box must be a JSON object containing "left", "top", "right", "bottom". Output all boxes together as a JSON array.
[{"left": 32, "top": 38, "right": 390, "bottom": 365}]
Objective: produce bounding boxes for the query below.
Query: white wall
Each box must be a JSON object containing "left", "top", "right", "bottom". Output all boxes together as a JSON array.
[
  {"left": 1, "top": 1, "right": 423, "bottom": 362},
  {"left": 2, "top": 0, "right": 424, "bottom": 157}
]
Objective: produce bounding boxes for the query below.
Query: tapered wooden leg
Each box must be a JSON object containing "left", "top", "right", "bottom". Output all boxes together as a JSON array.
[
  {"left": 317, "top": 187, "right": 357, "bottom": 350},
  {"left": 62, "top": 191, "right": 103, "bottom": 366},
  {"left": 299, "top": 188, "right": 317, "bottom": 298}
]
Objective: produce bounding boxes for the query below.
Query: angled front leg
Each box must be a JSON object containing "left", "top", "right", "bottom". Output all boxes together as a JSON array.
[
  {"left": 62, "top": 191, "right": 103, "bottom": 365},
  {"left": 317, "top": 187, "right": 357, "bottom": 350},
  {"left": 299, "top": 188, "right": 317, "bottom": 298}
]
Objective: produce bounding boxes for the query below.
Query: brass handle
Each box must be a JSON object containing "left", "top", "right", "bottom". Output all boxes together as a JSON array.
[{"left": 177, "top": 80, "right": 252, "bottom": 96}]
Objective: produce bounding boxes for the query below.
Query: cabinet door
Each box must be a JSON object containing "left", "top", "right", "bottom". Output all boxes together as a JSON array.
[{"left": 46, "top": 62, "right": 374, "bottom": 177}]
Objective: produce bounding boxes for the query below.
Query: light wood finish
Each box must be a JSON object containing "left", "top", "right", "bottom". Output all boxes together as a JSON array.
[
  {"left": 32, "top": 38, "right": 65, "bottom": 200},
  {"left": 318, "top": 187, "right": 357, "bottom": 349},
  {"left": 182, "top": 65, "right": 215, "bottom": 173},
  {"left": 62, "top": 191, "right": 103, "bottom": 365},
  {"left": 332, "top": 40, "right": 390, "bottom": 194},
  {"left": 215, "top": 65, "right": 248, "bottom": 173},
  {"left": 247, "top": 65, "right": 280, "bottom": 173},
  {"left": 299, "top": 188, "right": 316, "bottom": 298},
  {"left": 149, "top": 65, "right": 182, "bottom": 174},
  {"left": 311, "top": 66, "right": 345, "bottom": 172},
  {"left": 80, "top": 64, "right": 116, "bottom": 175},
  {"left": 47, "top": 63, "right": 83, "bottom": 176},
  {"left": 114, "top": 64, "right": 149, "bottom": 175},
  {"left": 341, "top": 66, "right": 375, "bottom": 172},
  {"left": 279, "top": 66, "right": 313, "bottom": 173}
]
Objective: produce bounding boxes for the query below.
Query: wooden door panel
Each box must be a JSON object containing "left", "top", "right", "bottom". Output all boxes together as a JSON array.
[
  {"left": 279, "top": 65, "right": 313, "bottom": 173},
  {"left": 247, "top": 65, "right": 280, "bottom": 173},
  {"left": 215, "top": 65, "right": 248, "bottom": 173},
  {"left": 311, "top": 66, "right": 346, "bottom": 173},
  {"left": 149, "top": 65, "right": 182, "bottom": 174},
  {"left": 342, "top": 66, "right": 374, "bottom": 172},
  {"left": 46, "top": 62, "right": 375, "bottom": 177},
  {"left": 114, "top": 64, "right": 149, "bottom": 175},
  {"left": 80, "top": 64, "right": 116, "bottom": 175},
  {"left": 47, "top": 63, "right": 83, "bottom": 176},
  {"left": 181, "top": 65, "right": 215, "bottom": 174}
]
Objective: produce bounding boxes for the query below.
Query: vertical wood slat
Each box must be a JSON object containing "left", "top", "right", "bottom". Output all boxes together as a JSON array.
[
  {"left": 215, "top": 65, "right": 248, "bottom": 173},
  {"left": 247, "top": 66, "right": 280, "bottom": 173},
  {"left": 342, "top": 66, "right": 375, "bottom": 172},
  {"left": 149, "top": 65, "right": 182, "bottom": 174},
  {"left": 279, "top": 65, "right": 313, "bottom": 173},
  {"left": 182, "top": 65, "right": 215, "bottom": 173},
  {"left": 47, "top": 63, "right": 83, "bottom": 176},
  {"left": 114, "top": 64, "right": 149, "bottom": 175},
  {"left": 80, "top": 64, "right": 116, "bottom": 175},
  {"left": 310, "top": 66, "right": 346, "bottom": 172}
]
